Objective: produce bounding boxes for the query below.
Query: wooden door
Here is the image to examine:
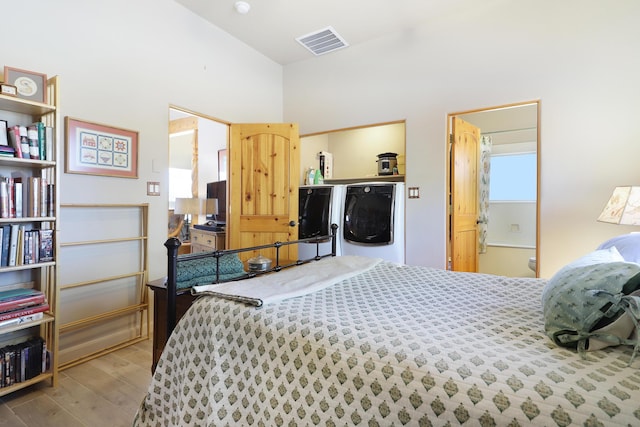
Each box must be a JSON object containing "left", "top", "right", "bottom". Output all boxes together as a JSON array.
[
  {"left": 450, "top": 117, "right": 480, "bottom": 272},
  {"left": 228, "top": 123, "right": 300, "bottom": 263}
]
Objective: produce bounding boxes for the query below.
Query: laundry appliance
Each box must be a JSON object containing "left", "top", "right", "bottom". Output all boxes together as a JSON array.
[
  {"left": 341, "top": 182, "right": 405, "bottom": 263},
  {"left": 298, "top": 184, "right": 344, "bottom": 260}
]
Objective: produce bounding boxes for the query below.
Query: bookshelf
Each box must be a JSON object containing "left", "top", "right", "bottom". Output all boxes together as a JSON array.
[{"left": 0, "top": 76, "right": 59, "bottom": 396}]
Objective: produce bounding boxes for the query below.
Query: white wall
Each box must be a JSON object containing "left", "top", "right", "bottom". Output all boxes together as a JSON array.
[
  {"left": 284, "top": 0, "right": 640, "bottom": 277},
  {"left": 0, "top": 0, "right": 283, "bottom": 281}
]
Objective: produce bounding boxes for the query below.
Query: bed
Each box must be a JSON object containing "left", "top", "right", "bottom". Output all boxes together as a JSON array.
[{"left": 134, "top": 235, "right": 640, "bottom": 426}]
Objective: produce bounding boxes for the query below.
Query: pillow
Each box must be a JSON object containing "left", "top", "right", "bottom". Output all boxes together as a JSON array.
[
  {"left": 175, "top": 253, "right": 246, "bottom": 289},
  {"left": 542, "top": 248, "right": 640, "bottom": 363},
  {"left": 597, "top": 233, "right": 640, "bottom": 263}
]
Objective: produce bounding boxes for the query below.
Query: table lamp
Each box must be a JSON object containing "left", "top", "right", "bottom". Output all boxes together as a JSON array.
[
  {"left": 597, "top": 186, "right": 640, "bottom": 225},
  {"left": 174, "top": 197, "right": 202, "bottom": 241}
]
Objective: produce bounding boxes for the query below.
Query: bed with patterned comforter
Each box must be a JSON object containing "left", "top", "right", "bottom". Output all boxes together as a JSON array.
[{"left": 134, "top": 258, "right": 640, "bottom": 426}]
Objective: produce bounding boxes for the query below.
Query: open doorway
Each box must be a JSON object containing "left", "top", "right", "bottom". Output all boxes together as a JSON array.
[
  {"left": 168, "top": 106, "right": 228, "bottom": 250},
  {"left": 447, "top": 101, "right": 540, "bottom": 277}
]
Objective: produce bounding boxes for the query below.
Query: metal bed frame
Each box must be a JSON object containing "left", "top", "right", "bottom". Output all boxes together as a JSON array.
[{"left": 163, "top": 224, "right": 339, "bottom": 337}]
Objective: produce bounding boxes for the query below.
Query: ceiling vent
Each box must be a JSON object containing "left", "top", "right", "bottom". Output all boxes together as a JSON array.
[{"left": 296, "top": 26, "right": 349, "bottom": 56}]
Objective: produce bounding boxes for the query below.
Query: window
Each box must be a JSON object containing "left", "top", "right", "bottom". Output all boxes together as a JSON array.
[{"left": 489, "top": 153, "right": 536, "bottom": 201}]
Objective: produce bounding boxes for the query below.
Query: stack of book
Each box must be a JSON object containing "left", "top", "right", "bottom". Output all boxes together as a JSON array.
[
  {"left": 0, "top": 289, "right": 49, "bottom": 386},
  {"left": 0, "top": 146, "right": 15, "bottom": 158},
  {"left": 0, "top": 288, "right": 49, "bottom": 329}
]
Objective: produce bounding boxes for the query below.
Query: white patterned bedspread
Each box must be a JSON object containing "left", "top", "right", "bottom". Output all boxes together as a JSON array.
[{"left": 134, "top": 261, "right": 640, "bottom": 426}]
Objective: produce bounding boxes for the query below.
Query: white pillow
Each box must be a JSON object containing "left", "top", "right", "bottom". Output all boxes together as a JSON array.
[{"left": 597, "top": 233, "right": 640, "bottom": 263}]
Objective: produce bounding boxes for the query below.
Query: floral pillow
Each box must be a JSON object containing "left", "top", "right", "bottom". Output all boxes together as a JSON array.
[{"left": 542, "top": 247, "right": 640, "bottom": 363}]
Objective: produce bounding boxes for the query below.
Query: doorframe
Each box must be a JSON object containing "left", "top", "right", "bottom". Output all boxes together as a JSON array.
[{"left": 446, "top": 100, "right": 541, "bottom": 277}]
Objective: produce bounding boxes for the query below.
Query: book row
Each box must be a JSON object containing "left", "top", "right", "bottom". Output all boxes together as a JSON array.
[
  {"left": 0, "top": 226, "right": 53, "bottom": 267},
  {"left": 0, "top": 121, "right": 53, "bottom": 161},
  {"left": 0, "top": 176, "right": 54, "bottom": 219},
  {"left": 0, "top": 337, "right": 47, "bottom": 388}
]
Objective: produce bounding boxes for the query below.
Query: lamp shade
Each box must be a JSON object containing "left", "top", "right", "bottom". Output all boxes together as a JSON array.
[
  {"left": 174, "top": 197, "right": 202, "bottom": 216},
  {"left": 205, "top": 198, "right": 218, "bottom": 215},
  {"left": 597, "top": 186, "right": 640, "bottom": 225}
]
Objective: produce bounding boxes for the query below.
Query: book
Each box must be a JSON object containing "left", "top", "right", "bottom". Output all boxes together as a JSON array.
[
  {"left": 45, "top": 126, "right": 53, "bottom": 161},
  {"left": 26, "top": 177, "right": 41, "bottom": 217},
  {"left": 30, "top": 122, "right": 45, "bottom": 160},
  {"left": 0, "top": 224, "right": 10, "bottom": 266},
  {"left": 0, "top": 288, "right": 45, "bottom": 313},
  {"left": 8, "top": 223, "right": 19, "bottom": 266},
  {"left": 7, "top": 126, "right": 22, "bottom": 158},
  {"left": 0, "top": 303, "right": 49, "bottom": 322},
  {"left": 0, "top": 145, "right": 14, "bottom": 157},
  {"left": 46, "top": 184, "right": 54, "bottom": 217},
  {"left": 26, "top": 125, "right": 40, "bottom": 160},
  {"left": 15, "top": 225, "right": 25, "bottom": 266},
  {"left": 0, "top": 177, "right": 8, "bottom": 218},
  {"left": 0, "top": 120, "right": 7, "bottom": 146},
  {"left": 6, "top": 177, "right": 14, "bottom": 218},
  {"left": 0, "top": 311, "right": 44, "bottom": 329},
  {"left": 39, "top": 229, "right": 53, "bottom": 262},
  {"left": 18, "top": 126, "right": 30, "bottom": 160},
  {"left": 14, "top": 179, "right": 23, "bottom": 218}
]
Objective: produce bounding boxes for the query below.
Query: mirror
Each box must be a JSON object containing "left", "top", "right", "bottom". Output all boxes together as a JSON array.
[{"left": 448, "top": 101, "right": 539, "bottom": 277}]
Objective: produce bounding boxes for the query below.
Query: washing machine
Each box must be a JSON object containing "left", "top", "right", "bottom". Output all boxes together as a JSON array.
[
  {"left": 341, "top": 182, "right": 405, "bottom": 263},
  {"left": 298, "top": 184, "right": 344, "bottom": 260}
]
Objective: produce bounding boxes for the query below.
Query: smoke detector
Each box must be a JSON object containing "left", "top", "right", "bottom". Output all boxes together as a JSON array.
[
  {"left": 234, "top": 1, "right": 250, "bottom": 14},
  {"left": 296, "top": 26, "right": 349, "bottom": 56}
]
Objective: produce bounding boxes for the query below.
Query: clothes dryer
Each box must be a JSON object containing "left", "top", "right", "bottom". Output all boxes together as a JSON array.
[
  {"left": 341, "top": 182, "right": 405, "bottom": 263},
  {"left": 298, "top": 184, "right": 344, "bottom": 260}
]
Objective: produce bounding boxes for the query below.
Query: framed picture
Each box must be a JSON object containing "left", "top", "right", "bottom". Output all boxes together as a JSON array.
[
  {"left": 3, "top": 67, "right": 47, "bottom": 104},
  {"left": 65, "top": 117, "right": 139, "bottom": 178}
]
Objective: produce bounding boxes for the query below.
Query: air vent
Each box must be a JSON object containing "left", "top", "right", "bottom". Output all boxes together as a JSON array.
[{"left": 296, "top": 26, "right": 349, "bottom": 56}]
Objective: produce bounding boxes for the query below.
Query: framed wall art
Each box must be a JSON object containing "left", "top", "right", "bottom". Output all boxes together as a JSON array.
[
  {"left": 65, "top": 117, "right": 139, "bottom": 178},
  {"left": 3, "top": 66, "right": 48, "bottom": 104}
]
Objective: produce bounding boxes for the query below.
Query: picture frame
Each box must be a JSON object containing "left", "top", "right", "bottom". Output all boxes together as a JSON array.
[
  {"left": 0, "top": 84, "right": 17, "bottom": 97},
  {"left": 65, "top": 117, "right": 139, "bottom": 178},
  {"left": 3, "top": 67, "right": 47, "bottom": 104}
]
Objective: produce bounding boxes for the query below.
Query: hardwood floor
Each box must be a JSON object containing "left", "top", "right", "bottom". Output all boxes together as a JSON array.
[{"left": 0, "top": 340, "right": 152, "bottom": 427}]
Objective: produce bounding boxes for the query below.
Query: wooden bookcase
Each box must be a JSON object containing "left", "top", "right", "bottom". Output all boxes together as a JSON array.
[{"left": 0, "top": 76, "right": 60, "bottom": 396}]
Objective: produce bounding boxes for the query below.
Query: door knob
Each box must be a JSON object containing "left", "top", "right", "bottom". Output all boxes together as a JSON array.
[{"left": 289, "top": 221, "right": 297, "bottom": 227}]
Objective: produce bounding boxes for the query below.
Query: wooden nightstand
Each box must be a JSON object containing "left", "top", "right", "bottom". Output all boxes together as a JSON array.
[
  {"left": 190, "top": 227, "right": 226, "bottom": 253},
  {"left": 147, "top": 277, "right": 196, "bottom": 372}
]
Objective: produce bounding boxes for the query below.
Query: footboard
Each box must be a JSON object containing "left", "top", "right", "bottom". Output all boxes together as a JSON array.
[{"left": 163, "top": 224, "right": 339, "bottom": 341}]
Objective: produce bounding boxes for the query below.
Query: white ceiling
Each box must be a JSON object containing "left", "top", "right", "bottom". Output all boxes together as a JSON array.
[{"left": 173, "top": 0, "right": 472, "bottom": 65}]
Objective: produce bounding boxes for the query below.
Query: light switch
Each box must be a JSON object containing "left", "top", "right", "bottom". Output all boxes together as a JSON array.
[
  {"left": 147, "top": 181, "right": 160, "bottom": 196},
  {"left": 408, "top": 187, "right": 420, "bottom": 199}
]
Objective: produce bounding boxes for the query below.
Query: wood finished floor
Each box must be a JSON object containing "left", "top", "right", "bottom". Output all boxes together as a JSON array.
[{"left": 0, "top": 340, "right": 152, "bottom": 427}]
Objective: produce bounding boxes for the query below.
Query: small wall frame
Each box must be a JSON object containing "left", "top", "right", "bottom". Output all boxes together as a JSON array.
[{"left": 65, "top": 117, "right": 139, "bottom": 178}]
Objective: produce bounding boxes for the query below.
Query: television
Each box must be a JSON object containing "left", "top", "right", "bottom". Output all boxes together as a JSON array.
[{"left": 206, "top": 180, "right": 227, "bottom": 226}]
